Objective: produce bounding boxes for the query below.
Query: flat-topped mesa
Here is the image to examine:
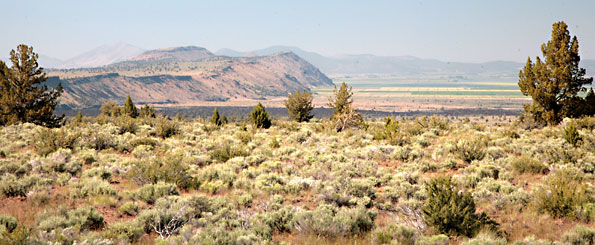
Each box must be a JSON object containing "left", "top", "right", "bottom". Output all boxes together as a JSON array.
[
  {"left": 47, "top": 47, "right": 333, "bottom": 108},
  {"left": 128, "top": 46, "right": 214, "bottom": 62}
]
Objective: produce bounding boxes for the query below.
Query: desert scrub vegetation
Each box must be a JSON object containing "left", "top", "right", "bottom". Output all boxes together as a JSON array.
[{"left": 0, "top": 114, "right": 594, "bottom": 244}]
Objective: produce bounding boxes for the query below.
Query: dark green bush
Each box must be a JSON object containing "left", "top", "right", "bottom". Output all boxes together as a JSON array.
[
  {"left": 250, "top": 103, "right": 271, "bottom": 129},
  {"left": 564, "top": 122, "right": 582, "bottom": 147},
  {"left": 511, "top": 156, "right": 549, "bottom": 174},
  {"left": 211, "top": 108, "right": 227, "bottom": 126},
  {"left": 422, "top": 177, "right": 498, "bottom": 237}
]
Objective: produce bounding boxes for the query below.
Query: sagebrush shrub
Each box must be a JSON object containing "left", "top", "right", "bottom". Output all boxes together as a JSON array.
[
  {"left": 136, "top": 197, "right": 193, "bottom": 239},
  {"left": 134, "top": 182, "right": 179, "bottom": 204},
  {"left": 455, "top": 136, "right": 488, "bottom": 163},
  {"left": 209, "top": 143, "right": 248, "bottom": 163},
  {"left": 534, "top": 171, "right": 585, "bottom": 218},
  {"left": 375, "top": 224, "right": 418, "bottom": 245},
  {"left": 510, "top": 156, "right": 549, "bottom": 174},
  {"left": 155, "top": 116, "right": 180, "bottom": 138},
  {"left": 0, "top": 214, "right": 18, "bottom": 233},
  {"left": 292, "top": 204, "right": 376, "bottom": 238},
  {"left": 561, "top": 225, "right": 595, "bottom": 245},
  {"left": 104, "top": 221, "right": 144, "bottom": 243},
  {"left": 37, "top": 206, "right": 104, "bottom": 232},
  {"left": 128, "top": 155, "right": 194, "bottom": 189},
  {"left": 34, "top": 128, "right": 79, "bottom": 156},
  {"left": 119, "top": 201, "right": 139, "bottom": 216}
]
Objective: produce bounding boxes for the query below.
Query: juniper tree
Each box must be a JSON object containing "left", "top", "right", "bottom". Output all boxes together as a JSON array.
[
  {"left": 211, "top": 108, "right": 227, "bottom": 126},
  {"left": 518, "top": 21, "right": 594, "bottom": 125},
  {"left": 250, "top": 102, "right": 271, "bottom": 129},
  {"left": 284, "top": 89, "right": 314, "bottom": 122},
  {"left": 139, "top": 104, "right": 156, "bottom": 118},
  {"left": 123, "top": 95, "right": 138, "bottom": 118},
  {"left": 0, "top": 44, "right": 64, "bottom": 127},
  {"left": 328, "top": 82, "right": 362, "bottom": 131},
  {"left": 422, "top": 177, "right": 499, "bottom": 237}
]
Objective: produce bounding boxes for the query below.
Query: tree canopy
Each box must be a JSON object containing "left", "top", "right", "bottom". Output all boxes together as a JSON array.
[
  {"left": 328, "top": 82, "right": 362, "bottom": 131},
  {"left": 518, "top": 21, "right": 594, "bottom": 125},
  {"left": 285, "top": 89, "right": 314, "bottom": 122},
  {"left": 0, "top": 44, "right": 64, "bottom": 127}
]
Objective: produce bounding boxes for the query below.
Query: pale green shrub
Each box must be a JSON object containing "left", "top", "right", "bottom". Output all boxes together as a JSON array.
[
  {"left": 292, "top": 204, "right": 376, "bottom": 238},
  {"left": 37, "top": 206, "right": 104, "bottom": 232},
  {"left": 534, "top": 170, "right": 586, "bottom": 218},
  {"left": 69, "top": 178, "right": 116, "bottom": 198},
  {"left": 511, "top": 156, "right": 549, "bottom": 174},
  {"left": 134, "top": 182, "right": 179, "bottom": 204},
  {"left": 461, "top": 232, "right": 507, "bottom": 245},
  {"left": 414, "top": 234, "right": 449, "bottom": 245},
  {"left": 375, "top": 224, "right": 418, "bottom": 245},
  {"left": 0, "top": 214, "right": 18, "bottom": 233},
  {"left": 104, "top": 221, "right": 144, "bottom": 243},
  {"left": 136, "top": 196, "right": 193, "bottom": 237},
  {"left": 561, "top": 225, "right": 595, "bottom": 245},
  {"left": 454, "top": 136, "right": 488, "bottom": 163},
  {"left": 119, "top": 201, "right": 139, "bottom": 216}
]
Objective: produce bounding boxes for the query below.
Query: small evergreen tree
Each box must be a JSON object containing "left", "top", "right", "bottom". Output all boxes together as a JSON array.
[
  {"left": 123, "top": 95, "right": 138, "bottom": 118},
  {"left": 328, "top": 82, "right": 362, "bottom": 131},
  {"left": 139, "top": 104, "right": 156, "bottom": 118},
  {"left": 250, "top": 103, "right": 271, "bottom": 129},
  {"left": 211, "top": 108, "right": 227, "bottom": 126},
  {"left": 422, "top": 177, "right": 498, "bottom": 237},
  {"left": 0, "top": 44, "right": 64, "bottom": 127},
  {"left": 285, "top": 89, "right": 314, "bottom": 122},
  {"left": 518, "top": 21, "right": 594, "bottom": 125}
]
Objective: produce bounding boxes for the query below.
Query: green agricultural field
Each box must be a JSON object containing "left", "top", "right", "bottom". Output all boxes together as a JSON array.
[
  {"left": 0, "top": 114, "right": 594, "bottom": 244},
  {"left": 311, "top": 76, "right": 530, "bottom": 112}
]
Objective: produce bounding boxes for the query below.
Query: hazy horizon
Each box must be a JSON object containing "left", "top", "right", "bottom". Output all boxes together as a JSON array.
[{"left": 3, "top": 0, "right": 595, "bottom": 63}]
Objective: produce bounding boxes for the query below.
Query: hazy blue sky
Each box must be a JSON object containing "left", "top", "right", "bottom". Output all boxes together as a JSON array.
[{"left": 3, "top": 0, "right": 595, "bottom": 63}]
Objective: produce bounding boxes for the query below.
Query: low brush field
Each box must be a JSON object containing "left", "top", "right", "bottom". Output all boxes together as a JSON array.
[{"left": 0, "top": 115, "right": 594, "bottom": 244}]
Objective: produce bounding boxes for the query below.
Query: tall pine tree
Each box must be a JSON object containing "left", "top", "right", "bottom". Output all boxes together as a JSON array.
[
  {"left": 0, "top": 44, "right": 64, "bottom": 127},
  {"left": 518, "top": 21, "right": 593, "bottom": 125}
]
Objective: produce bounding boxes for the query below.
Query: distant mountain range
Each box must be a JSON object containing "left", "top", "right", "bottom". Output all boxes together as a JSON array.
[
  {"left": 38, "top": 43, "right": 145, "bottom": 69},
  {"left": 46, "top": 46, "right": 332, "bottom": 108},
  {"left": 217, "top": 46, "right": 595, "bottom": 78},
  {"left": 0, "top": 43, "right": 590, "bottom": 78}
]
